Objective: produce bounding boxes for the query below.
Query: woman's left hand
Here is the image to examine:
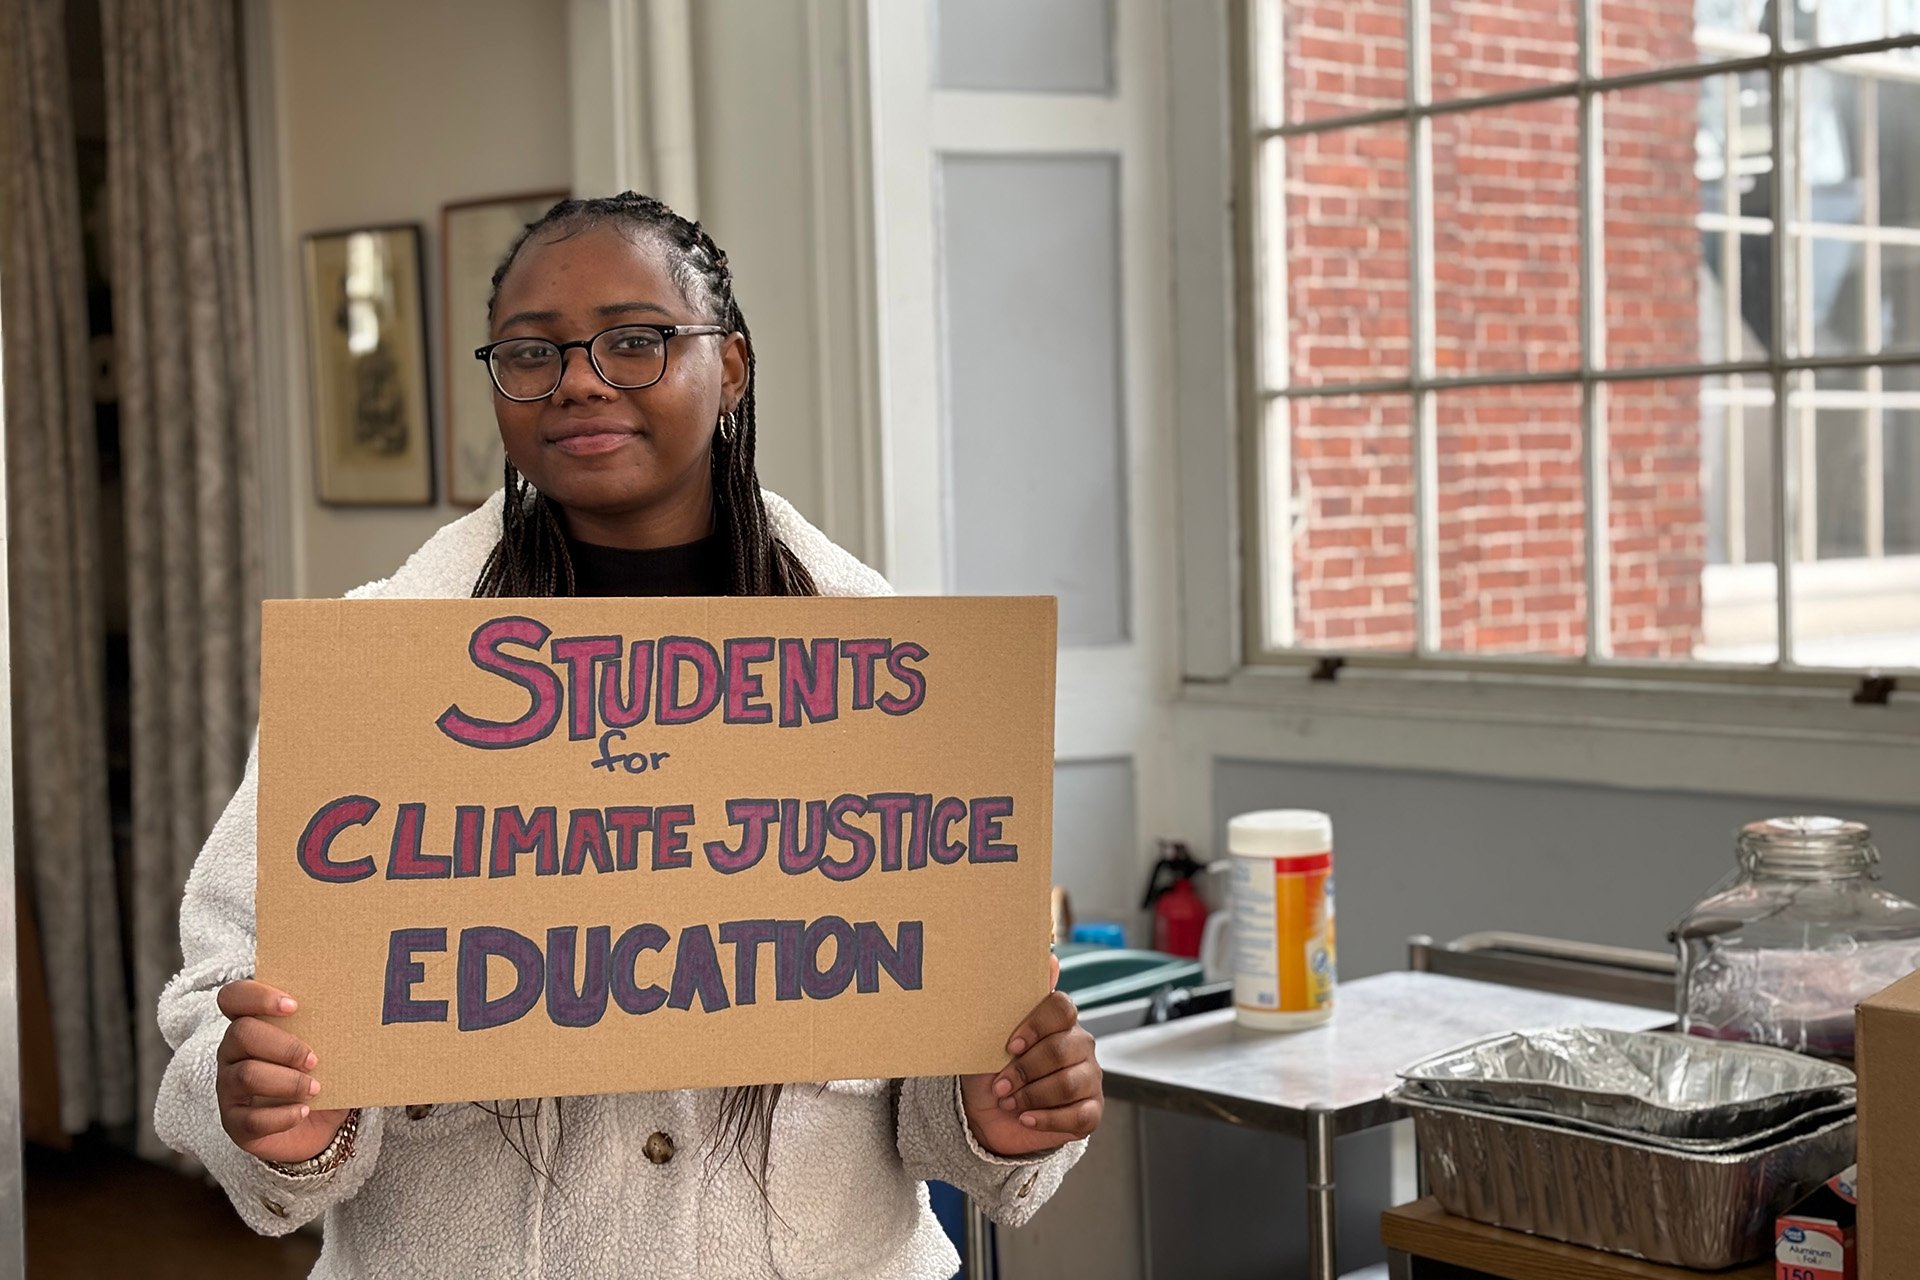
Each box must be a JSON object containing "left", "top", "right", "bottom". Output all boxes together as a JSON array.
[{"left": 961, "top": 954, "right": 1103, "bottom": 1158}]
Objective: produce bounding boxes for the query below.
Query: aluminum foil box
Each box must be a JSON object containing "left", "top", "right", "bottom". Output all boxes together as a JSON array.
[{"left": 1776, "top": 1164, "right": 1857, "bottom": 1280}]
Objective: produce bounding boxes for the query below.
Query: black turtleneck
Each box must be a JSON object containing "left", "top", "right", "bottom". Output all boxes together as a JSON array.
[{"left": 563, "top": 532, "right": 731, "bottom": 597}]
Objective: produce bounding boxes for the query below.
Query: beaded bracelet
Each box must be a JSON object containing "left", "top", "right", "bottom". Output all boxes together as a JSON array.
[{"left": 268, "top": 1108, "right": 361, "bottom": 1179}]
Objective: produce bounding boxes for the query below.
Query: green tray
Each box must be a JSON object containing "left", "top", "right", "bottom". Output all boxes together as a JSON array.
[{"left": 1055, "top": 946, "right": 1205, "bottom": 1010}]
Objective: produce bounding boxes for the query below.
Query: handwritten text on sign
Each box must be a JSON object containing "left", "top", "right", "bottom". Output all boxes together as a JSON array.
[{"left": 255, "top": 597, "right": 1057, "bottom": 1110}]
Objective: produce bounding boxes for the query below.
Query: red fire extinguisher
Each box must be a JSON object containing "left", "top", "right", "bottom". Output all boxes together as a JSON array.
[{"left": 1142, "top": 840, "right": 1211, "bottom": 959}]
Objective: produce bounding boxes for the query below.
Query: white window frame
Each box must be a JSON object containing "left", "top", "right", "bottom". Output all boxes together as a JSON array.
[
  {"left": 1239, "top": 0, "right": 1920, "bottom": 682},
  {"left": 1165, "top": 0, "right": 1920, "bottom": 811}
]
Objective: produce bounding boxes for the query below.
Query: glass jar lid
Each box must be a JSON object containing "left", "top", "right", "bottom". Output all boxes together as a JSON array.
[{"left": 1737, "top": 815, "right": 1877, "bottom": 877}]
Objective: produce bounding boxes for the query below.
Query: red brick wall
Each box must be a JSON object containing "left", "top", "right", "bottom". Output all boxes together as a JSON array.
[{"left": 1280, "top": 0, "right": 1704, "bottom": 658}]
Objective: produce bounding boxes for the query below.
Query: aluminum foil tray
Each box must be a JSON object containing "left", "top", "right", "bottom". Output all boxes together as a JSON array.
[
  {"left": 1397, "top": 1088, "right": 1856, "bottom": 1155},
  {"left": 1392, "top": 1088, "right": 1856, "bottom": 1268},
  {"left": 1398, "top": 1026, "right": 1855, "bottom": 1139}
]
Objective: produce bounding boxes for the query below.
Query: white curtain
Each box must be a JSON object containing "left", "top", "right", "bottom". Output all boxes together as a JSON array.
[
  {"left": 101, "top": 0, "right": 261, "bottom": 1157},
  {"left": 2, "top": 0, "right": 136, "bottom": 1136}
]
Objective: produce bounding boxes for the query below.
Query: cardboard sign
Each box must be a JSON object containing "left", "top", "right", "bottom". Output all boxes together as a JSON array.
[{"left": 255, "top": 596, "right": 1056, "bottom": 1110}]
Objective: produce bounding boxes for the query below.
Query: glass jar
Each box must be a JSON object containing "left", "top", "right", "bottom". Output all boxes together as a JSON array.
[{"left": 1674, "top": 816, "right": 1920, "bottom": 1059}]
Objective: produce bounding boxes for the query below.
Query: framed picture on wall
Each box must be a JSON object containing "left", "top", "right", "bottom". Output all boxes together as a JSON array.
[
  {"left": 442, "top": 190, "right": 568, "bottom": 506},
  {"left": 301, "top": 224, "right": 434, "bottom": 506}
]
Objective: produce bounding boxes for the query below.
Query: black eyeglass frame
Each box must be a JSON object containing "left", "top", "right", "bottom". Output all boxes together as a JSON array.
[{"left": 473, "top": 322, "right": 730, "bottom": 402}]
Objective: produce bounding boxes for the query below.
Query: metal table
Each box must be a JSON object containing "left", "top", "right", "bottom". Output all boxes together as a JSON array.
[{"left": 1096, "top": 970, "right": 1672, "bottom": 1280}]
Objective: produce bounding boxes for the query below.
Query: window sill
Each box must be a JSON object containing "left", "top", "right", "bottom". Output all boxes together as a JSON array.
[{"left": 1173, "top": 661, "right": 1920, "bottom": 806}]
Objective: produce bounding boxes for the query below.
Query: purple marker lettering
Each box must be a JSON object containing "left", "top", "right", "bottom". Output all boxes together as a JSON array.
[
  {"left": 381, "top": 928, "right": 448, "bottom": 1024},
  {"left": 718, "top": 919, "right": 779, "bottom": 1005},
  {"left": 297, "top": 796, "right": 379, "bottom": 883},
  {"left": 931, "top": 797, "right": 969, "bottom": 864},
  {"left": 598, "top": 641, "right": 655, "bottom": 729},
  {"left": 821, "top": 794, "right": 876, "bottom": 881},
  {"left": 610, "top": 923, "right": 669, "bottom": 1014},
  {"left": 456, "top": 926, "right": 544, "bottom": 1031},
  {"left": 778, "top": 798, "right": 829, "bottom": 875},
  {"left": 877, "top": 642, "right": 928, "bottom": 716},
  {"left": 653, "top": 804, "right": 694, "bottom": 870},
  {"left": 550, "top": 636, "right": 620, "bottom": 740},
  {"left": 605, "top": 807, "right": 654, "bottom": 872},
  {"left": 778, "top": 638, "right": 840, "bottom": 727},
  {"left": 545, "top": 926, "right": 611, "bottom": 1027},
  {"left": 655, "top": 637, "right": 722, "bottom": 725},
  {"left": 856, "top": 920, "right": 924, "bottom": 993},
  {"left": 666, "top": 925, "right": 730, "bottom": 1013},
  {"left": 387, "top": 803, "right": 450, "bottom": 879},
  {"left": 706, "top": 799, "right": 776, "bottom": 874},
  {"left": 801, "top": 917, "right": 856, "bottom": 999},
  {"left": 436, "top": 617, "right": 561, "bottom": 749},
  {"left": 722, "top": 637, "right": 776, "bottom": 724},
  {"left": 840, "top": 639, "right": 889, "bottom": 710},
  {"left": 969, "top": 797, "right": 1017, "bottom": 863},
  {"left": 562, "top": 809, "right": 613, "bottom": 875},
  {"left": 490, "top": 806, "right": 559, "bottom": 877}
]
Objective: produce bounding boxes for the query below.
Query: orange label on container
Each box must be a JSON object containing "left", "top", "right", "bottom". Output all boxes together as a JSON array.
[{"left": 1273, "top": 853, "right": 1335, "bottom": 1013}]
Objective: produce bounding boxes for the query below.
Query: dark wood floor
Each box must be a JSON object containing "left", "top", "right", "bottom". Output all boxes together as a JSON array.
[{"left": 27, "top": 1139, "right": 321, "bottom": 1279}]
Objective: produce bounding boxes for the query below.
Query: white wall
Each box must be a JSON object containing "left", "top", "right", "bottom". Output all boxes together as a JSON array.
[
  {"left": 249, "top": 0, "right": 880, "bottom": 599},
  {"left": 688, "top": 0, "right": 879, "bottom": 563},
  {"left": 252, "top": 0, "right": 573, "bottom": 598}
]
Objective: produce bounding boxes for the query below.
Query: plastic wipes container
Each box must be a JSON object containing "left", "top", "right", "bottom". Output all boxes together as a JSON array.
[{"left": 1227, "top": 809, "right": 1336, "bottom": 1030}]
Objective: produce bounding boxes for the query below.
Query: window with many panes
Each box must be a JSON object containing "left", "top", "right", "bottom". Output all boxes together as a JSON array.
[{"left": 1244, "top": 0, "right": 1920, "bottom": 671}]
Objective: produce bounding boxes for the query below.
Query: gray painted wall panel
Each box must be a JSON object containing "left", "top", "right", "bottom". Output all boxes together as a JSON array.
[
  {"left": 940, "top": 155, "right": 1130, "bottom": 645},
  {"left": 1055, "top": 757, "right": 1140, "bottom": 937},
  {"left": 1214, "top": 758, "right": 1920, "bottom": 980},
  {"left": 933, "top": 0, "right": 1113, "bottom": 93}
]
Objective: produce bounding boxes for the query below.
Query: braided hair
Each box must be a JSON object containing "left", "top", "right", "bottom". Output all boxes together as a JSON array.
[
  {"left": 470, "top": 193, "right": 804, "bottom": 1190},
  {"left": 473, "top": 191, "right": 818, "bottom": 599}
]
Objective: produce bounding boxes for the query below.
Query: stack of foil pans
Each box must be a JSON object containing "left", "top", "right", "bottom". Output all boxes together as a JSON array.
[{"left": 1392, "top": 1027, "right": 1857, "bottom": 1267}]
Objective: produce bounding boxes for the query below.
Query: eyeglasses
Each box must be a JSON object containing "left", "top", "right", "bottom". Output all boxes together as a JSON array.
[{"left": 473, "top": 322, "right": 728, "bottom": 402}]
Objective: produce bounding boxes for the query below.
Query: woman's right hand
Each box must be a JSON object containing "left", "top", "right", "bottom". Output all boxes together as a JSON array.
[{"left": 215, "top": 980, "right": 351, "bottom": 1164}]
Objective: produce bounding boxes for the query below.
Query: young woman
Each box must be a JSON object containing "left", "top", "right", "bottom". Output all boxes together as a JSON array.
[{"left": 155, "top": 193, "right": 1103, "bottom": 1278}]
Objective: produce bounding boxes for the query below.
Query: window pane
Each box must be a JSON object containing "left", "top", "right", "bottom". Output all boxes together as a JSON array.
[
  {"left": 1432, "top": 100, "right": 1581, "bottom": 376},
  {"left": 1604, "top": 76, "right": 1769, "bottom": 368},
  {"left": 1782, "top": 64, "right": 1920, "bottom": 359},
  {"left": 1277, "top": 394, "right": 1418, "bottom": 651},
  {"left": 1281, "top": 0, "right": 1405, "bottom": 125},
  {"left": 1602, "top": 0, "right": 1763, "bottom": 76},
  {"left": 1800, "top": 66, "right": 1866, "bottom": 232},
  {"left": 1786, "top": 63, "right": 1874, "bottom": 359},
  {"left": 1885, "top": 244, "right": 1920, "bottom": 353},
  {"left": 1808, "top": 369, "right": 1870, "bottom": 559},
  {"left": 1886, "top": 403, "right": 1920, "bottom": 554},
  {"left": 1879, "top": 76, "right": 1920, "bottom": 228},
  {"left": 1434, "top": 383, "right": 1586, "bottom": 656},
  {"left": 1807, "top": 237, "right": 1869, "bottom": 355},
  {"left": 1787, "top": 367, "right": 1920, "bottom": 669},
  {"left": 1431, "top": 0, "right": 1575, "bottom": 101},
  {"left": 1695, "top": 379, "right": 1782, "bottom": 663},
  {"left": 1608, "top": 378, "right": 1723, "bottom": 660},
  {"left": 1795, "top": 1, "right": 1920, "bottom": 48},
  {"left": 1282, "top": 125, "right": 1411, "bottom": 385}
]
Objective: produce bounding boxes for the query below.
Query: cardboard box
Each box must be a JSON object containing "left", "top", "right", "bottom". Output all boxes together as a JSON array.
[
  {"left": 255, "top": 596, "right": 1058, "bottom": 1110},
  {"left": 1777, "top": 1164, "right": 1856, "bottom": 1280},
  {"left": 1858, "top": 970, "right": 1920, "bottom": 1277}
]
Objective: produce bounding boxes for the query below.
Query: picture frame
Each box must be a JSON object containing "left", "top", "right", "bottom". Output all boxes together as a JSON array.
[
  {"left": 301, "top": 224, "right": 434, "bottom": 506},
  {"left": 441, "top": 190, "right": 569, "bottom": 506}
]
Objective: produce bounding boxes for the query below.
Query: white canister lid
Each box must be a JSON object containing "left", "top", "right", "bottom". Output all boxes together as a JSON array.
[{"left": 1227, "top": 809, "right": 1333, "bottom": 857}]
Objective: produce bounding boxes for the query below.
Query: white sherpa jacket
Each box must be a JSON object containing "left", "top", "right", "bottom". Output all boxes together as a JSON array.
[{"left": 155, "top": 490, "right": 1085, "bottom": 1279}]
